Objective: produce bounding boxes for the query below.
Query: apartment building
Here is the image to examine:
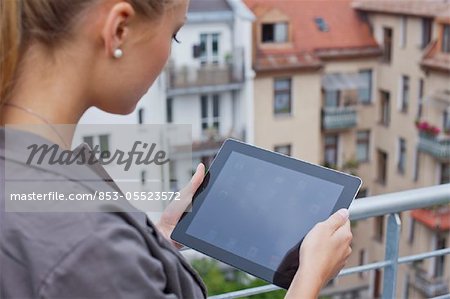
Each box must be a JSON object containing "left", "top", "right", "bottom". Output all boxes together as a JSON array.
[{"left": 244, "top": 0, "right": 449, "bottom": 298}]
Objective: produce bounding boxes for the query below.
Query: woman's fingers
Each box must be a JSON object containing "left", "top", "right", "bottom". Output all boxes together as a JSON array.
[
  {"left": 323, "top": 208, "right": 350, "bottom": 233},
  {"left": 333, "top": 219, "right": 352, "bottom": 244},
  {"left": 161, "top": 163, "right": 205, "bottom": 224}
]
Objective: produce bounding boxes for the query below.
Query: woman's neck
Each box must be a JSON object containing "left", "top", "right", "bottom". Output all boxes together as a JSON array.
[{"left": 1, "top": 43, "right": 93, "bottom": 148}]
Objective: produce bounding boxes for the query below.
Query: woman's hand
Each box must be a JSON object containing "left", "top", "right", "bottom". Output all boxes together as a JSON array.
[
  {"left": 156, "top": 163, "right": 205, "bottom": 249},
  {"left": 285, "top": 209, "right": 352, "bottom": 299}
]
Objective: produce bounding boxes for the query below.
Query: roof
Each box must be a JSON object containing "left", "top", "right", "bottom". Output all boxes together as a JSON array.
[
  {"left": 411, "top": 207, "right": 450, "bottom": 231},
  {"left": 188, "top": 0, "right": 232, "bottom": 13},
  {"left": 244, "top": 0, "right": 380, "bottom": 72},
  {"left": 421, "top": 40, "right": 450, "bottom": 73},
  {"left": 352, "top": 0, "right": 450, "bottom": 18}
]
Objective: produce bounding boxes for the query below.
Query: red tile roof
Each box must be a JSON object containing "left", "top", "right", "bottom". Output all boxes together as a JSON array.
[
  {"left": 353, "top": 0, "right": 450, "bottom": 18},
  {"left": 244, "top": 0, "right": 380, "bottom": 71},
  {"left": 421, "top": 40, "right": 450, "bottom": 73},
  {"left": 411, "top": 207, "right": 450, "bottom": 231}
]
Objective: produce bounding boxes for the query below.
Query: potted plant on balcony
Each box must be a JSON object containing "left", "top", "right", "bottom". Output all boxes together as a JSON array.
[
  {"left": 415, "top": 120, "right": 441, "bottom": 138},
  {"left": 224, "top": 52, "right": 233, "bottom": 65},
  {"left": 342, "top": 158, "right": 359, "bottom": 176},
  {"left": 204, "top": 126, "right": 220, "bottom": 141}
]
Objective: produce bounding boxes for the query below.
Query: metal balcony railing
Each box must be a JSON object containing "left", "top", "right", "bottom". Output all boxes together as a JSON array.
[
  {"left": 322, "top": 106, "right": 358, "bottom": 131},
  {"left": 180, "top": 184, "right": 450, "bottom": 299},
  {"left": 418, "top": 133, "right": 450, "bottom": 161},
  {"left": 165, "top": 48, "right": 245, "bottom": 96}
]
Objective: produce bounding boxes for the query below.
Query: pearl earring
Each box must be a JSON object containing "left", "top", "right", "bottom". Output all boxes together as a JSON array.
[{"left": 113, "top": 48, "right": 123, "bottom": 59}]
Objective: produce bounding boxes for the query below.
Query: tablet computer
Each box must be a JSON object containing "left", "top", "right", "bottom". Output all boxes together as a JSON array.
[{"left": 171, "top": 139, "right": 361, "bottom": 289}]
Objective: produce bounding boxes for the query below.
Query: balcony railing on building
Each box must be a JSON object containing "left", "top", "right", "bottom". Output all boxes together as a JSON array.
[
  {"left": 166, "top": 48, "right": 245, "bottom": 96},
  {"left": 418, "top": 132, "right": 450, "bottom": 161},
  {"left": 320, "top": 72, "right": 368, "bottom": 131},
  {"left": 322, "top": 106, "right": 358, "bottom": 130},
  {"left": 411, "top": 266, "right": 449, "bottom": 298}
]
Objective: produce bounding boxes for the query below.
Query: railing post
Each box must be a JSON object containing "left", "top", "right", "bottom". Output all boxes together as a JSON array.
[{"left": 382, "top": 213, "right": 401, "bottom": 299}]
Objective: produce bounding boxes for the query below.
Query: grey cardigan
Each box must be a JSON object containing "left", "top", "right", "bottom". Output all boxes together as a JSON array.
[{"left": 0, "top": 128, "right": 207, "bottom": 299}]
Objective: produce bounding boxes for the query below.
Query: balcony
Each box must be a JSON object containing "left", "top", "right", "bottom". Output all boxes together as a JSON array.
[
  {"left": 411, "top": 267, "right": 449, "bottom": 297},
  {"left": 322, "top": 106, "right": 358, "bottom": 131},
  {"left": 418, "top": 132, "right": 450, "bottom": 161},
  {"left": 179, "top": 184, "right": 450, "bottom": 299},
  {"left": 166, "top": 49, "right": 245, "bottom": 97}
]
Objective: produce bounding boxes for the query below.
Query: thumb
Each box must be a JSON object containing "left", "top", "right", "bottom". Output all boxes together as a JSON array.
[
  {"left": 324, "top": 208, "right": 349, "bottom": 232},
  {"left": 190, "top": 163, "right": 206, "bottom": 194},
  {"left": 162, "top": 163, "right": 205, "bottom": 224}
]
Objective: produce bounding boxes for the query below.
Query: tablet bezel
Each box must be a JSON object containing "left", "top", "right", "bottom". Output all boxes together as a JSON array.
[{"left": 171, "top": 138, "right": 362, "bottom": 289}]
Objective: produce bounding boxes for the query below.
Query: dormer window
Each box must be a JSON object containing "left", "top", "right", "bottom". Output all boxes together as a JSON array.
[
  {"left": 442, "top": 24, "right": 450, "bottom": 53},
  {"left": 262, "top": 22, "right": 288, "bottom": 43}
]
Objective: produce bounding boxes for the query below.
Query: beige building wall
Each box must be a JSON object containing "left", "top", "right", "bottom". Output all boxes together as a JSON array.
[
  {"left": 253, "top": 71, "right": 322, "bottom": 163},
  {"left": 251, "top": 6, "right": 449, "bottom": 299}
]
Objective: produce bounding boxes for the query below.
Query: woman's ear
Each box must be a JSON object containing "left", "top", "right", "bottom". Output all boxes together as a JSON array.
[{"left": 101, "top": 1, "right": 136, "bottom": 58}]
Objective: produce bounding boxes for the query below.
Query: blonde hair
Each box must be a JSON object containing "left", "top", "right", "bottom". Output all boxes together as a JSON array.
[{"left": 0, "top": 0, "right": 172, "bottom": 109}]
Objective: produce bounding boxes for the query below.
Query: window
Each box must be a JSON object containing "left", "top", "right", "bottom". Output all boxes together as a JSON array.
[
  {"left": 199, "top": 33, "right": 220, "bottom": 64},
  {"left": 262, "top": 22, "right": 288, "bottom": 43},
  {"left": 400, "top": 16, "right": 407, "bottom": 48},
  {"left": 357, "top": 130, "right": 370, "bottom": 162},
  {"left": 442, "top": 24, "right": 450, "bottom": 53},
  {"left": 141, "top": 170, "right": 146, "bottom": 185},
  {"left": 82, "top": 135, "right": 110, "bottom": 158},
  {"left": 274, "top": 78, "right": 292, "bottom": 115},
  {"left": 166, "top": 98, "right": 173, "bottom": 123},
  {"left": 373, "top": 269, "right": 382, "bottom": 298},
  {"left": 201, "top": 94, "right": 220, "bottom": 131},
  {"left": 380, "top": 90, "right": 391, "bottom": 126},
  {"left": 138, "top": 108, "right": 144, "bottom": 124},
  {"left": 408, "top": 218, "right": 415, "bottom": 245},
  {"left": 274, "top": 144, "right": 292, "bottom": 156},
  {"left": 359, "top": 69, "right": 372, "bottom": 104},
  {"left": 413, "top": 149, "right": 420, "bottom": 182},
  {"left": 324, "top": 135, "right": 339, "bottom": 168},
  {"left": 397, "top": 138, "right": 406, "bottom": 174},
  {"left": 99, "top": 135, "right": 111, "bottom": 158},
  {"left": 443, "top": 109, "right": 450, "bottom": 132},
  {"left": 377, "top": 149, "right": 388, "bottom": 185},
  {"left": 325, "top": 90, "right": 340, "bottom": 107},
  {"left": 417, "top": 79, "right": 424, "bottom": 119},
  {"left": 400, "top": 75, "right": 409, "bottom": 112},
  {"left": 434, "top": 234, "right": 447, "bottom": 277},
  {"left": 440, "top": 163, "right": 450, "bottom": 184},
  {"left": 359, "top": 250, "right": 367, "bottom": 278},
  {"left": 374, "top": 216, "right": 384, "bottom": 242},
  {"left": 383, "top": 27, "right": 393, "bottom": 63},
  {"left": 83, "top": 136, "right": 94, "bottom": 149},
  {"left": 421, "top": 18, "right": 433, "bottom": 49}
]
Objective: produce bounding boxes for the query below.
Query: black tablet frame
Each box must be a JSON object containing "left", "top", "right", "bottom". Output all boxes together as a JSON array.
[{"left": 171, "top": 138, "right": 362, "bottom": 289}]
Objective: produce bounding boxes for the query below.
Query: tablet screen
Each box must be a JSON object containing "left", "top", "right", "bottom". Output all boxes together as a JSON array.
[{"left": 186, "top": 151, "right": 344, "bottom": 272}]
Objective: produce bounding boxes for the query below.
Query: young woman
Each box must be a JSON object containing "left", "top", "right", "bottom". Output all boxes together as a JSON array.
[{"left": 0, "top": 0, "right": 353, "bottom": 298}]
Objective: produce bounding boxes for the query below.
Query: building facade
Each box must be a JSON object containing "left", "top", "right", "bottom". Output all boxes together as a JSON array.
[{"left": 244, "top": 0, "right": 450, "bottom": 298}]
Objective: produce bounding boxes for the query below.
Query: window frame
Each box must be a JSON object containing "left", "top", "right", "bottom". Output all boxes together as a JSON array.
[
  {"left": 261, "top": 22, "right": 289, "bottom": 44},
  {"left": 442, "top": 24, "right": 450, "bottom": 53},
  {"left": 358, "top": 69, "right": 373, "bottom": 104},
  {"left": 273, "top": 78, "right": 292, "bottom": 115},
  {"left": 383, "top": 27, "right": 393, "bottom": 63},
  {"left": 274, "top": 144, "right": 292, "bottom": 156},
  {"left": 380, "top": 90, "right": 391, "bottom": 127},
  {"left": 397, "top": 137, "right": 407, "bottom": 175},
  {"left": 356, "top": 130, "right": 371, "bottom": 163}
]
